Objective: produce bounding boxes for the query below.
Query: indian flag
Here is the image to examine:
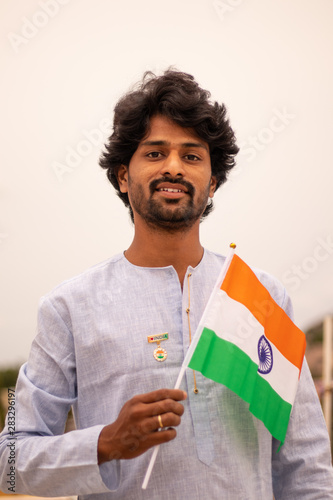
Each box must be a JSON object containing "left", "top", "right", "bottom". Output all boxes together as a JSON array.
[{"left": 185, "top": 247, "right": 306, "bottom": 446}]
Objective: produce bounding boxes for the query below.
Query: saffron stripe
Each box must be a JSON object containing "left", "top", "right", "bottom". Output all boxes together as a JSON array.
[
  {"left": 220, "top": 255, "right": 306, "bottom": 370},
  {"left": 188, "top": 327, "right": 292, "bottom": 444}
]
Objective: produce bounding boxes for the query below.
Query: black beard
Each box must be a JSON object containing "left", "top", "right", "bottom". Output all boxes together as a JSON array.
[{"left": 129, "top": 176, "right": 211, "bottom": 232}]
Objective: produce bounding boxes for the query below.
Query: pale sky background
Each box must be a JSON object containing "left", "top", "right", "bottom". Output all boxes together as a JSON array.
[{"left": 0, "top": 0, "right": 332, "bottom": 367}]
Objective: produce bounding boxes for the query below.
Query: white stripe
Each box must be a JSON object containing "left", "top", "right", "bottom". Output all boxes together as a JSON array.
[{"left": 204, "top": 290, "right": 299, "bottom": 405}]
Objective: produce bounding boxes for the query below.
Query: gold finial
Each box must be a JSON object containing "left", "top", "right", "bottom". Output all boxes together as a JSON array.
[{"left": 230, "top": 243, "right": 237, "bottom": 249}]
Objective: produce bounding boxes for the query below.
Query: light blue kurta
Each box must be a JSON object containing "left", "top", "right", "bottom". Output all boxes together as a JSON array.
[{"left": 0, "top": 249, "right": 332, "bottom": 499}]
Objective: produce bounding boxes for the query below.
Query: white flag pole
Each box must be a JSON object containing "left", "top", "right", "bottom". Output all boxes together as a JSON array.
[{"left": 142, "top": 243, "right": 237, "bottom": 490}]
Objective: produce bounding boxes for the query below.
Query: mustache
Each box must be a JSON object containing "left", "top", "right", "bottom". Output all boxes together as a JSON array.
[{"left": 149, "top": 177, "right": 195, "bottom": 197}]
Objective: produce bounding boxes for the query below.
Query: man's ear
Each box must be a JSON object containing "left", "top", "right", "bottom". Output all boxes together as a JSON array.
[
  {"left": 116, "top": 165, "right": 128, "bottom": 193},
  {"left": 209, "top": 176, "right": 217, "bottom": 198}
]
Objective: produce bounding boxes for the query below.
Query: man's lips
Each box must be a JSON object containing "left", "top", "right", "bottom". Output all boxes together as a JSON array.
[
  {"left": 156, "top": 183, "right": 188, "bottom": 194},
  {"left": 149, "top": 178, "right": 194, "bottom": 197}
]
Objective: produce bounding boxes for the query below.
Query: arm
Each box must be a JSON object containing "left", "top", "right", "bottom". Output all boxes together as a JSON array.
[
  {"left": 0, "top": 296, "right": 186, "bottom": 496},
  {"left": 272, "top": 295, "right": 333, "bottom": 499},
  {"left": 0, "top": 297, "right": 110, "bottom": 496},
  {"left": 272, "top": 358, "right": 333, "bottom": 499}
]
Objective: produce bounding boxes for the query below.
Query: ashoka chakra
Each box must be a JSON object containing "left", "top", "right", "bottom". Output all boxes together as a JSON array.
[{"left": 257, "top": 335, "right": 273, "bottom": 374}]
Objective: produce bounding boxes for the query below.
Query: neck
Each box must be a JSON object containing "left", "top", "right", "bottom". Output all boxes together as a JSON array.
[{"left": 124, "top": 218, "right": 204, "bottom": 285}]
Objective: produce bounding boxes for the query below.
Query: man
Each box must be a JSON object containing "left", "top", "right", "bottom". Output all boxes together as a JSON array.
[{"left": 0, "top": 70, "right": 332, "bottom": 499}]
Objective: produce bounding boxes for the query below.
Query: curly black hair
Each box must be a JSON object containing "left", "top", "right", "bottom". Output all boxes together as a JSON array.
[{"left": 99, "top": 69, "right": 239, "bottom": 221}]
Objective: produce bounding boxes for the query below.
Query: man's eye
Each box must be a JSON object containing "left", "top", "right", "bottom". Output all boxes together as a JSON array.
[
  {"left": 147, "top": 152, "right": 162, "bottom": 158},
  {"left": 185, "top": 154, "right": 200, "bottom": 161}
]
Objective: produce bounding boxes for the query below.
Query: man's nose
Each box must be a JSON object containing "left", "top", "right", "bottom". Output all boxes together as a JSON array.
[{"left": 160, "top": 152, "right": 185, "bottom": 177}]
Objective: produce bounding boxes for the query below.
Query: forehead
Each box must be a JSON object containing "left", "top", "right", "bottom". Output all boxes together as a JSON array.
[{"left": 140, "top": 115, "right": 208, "bottom": 150}]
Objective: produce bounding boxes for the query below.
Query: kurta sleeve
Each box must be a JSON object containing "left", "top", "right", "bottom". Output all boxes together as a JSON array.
[
  {"left": 271, "top": 294, "right": 333, "bottom": 499},
  {"left": 0, "top": 296, "right": 120, "bottom": 496}
]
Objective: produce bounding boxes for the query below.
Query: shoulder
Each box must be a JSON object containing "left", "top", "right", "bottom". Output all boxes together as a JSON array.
[{"left": 40, "top": 253, "right": 126, "bottom": 306}]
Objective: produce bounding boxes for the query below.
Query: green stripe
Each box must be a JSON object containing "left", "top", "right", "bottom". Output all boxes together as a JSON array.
[{"left": 188, "top": 328, "right": 292, "bottom": 444}]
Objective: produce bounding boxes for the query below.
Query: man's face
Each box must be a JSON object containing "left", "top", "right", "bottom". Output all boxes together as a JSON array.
[{"left": 117, "top": 115, "right": 217, "bottom": 231}]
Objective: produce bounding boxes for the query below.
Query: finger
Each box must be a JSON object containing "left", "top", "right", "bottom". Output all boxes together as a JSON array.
[
  {"left": 134, "top": 388, "right": 187, "bottom": 405},
  {"left": 138, "top": 411, "right": 182, "bottom": 435},
  {"left": 143, "top": 427, "right": 178, "bottom": 448},
  {"left": 114, "top": 425, "right": 178, "bottom": 460},
  {"left": 150, "top": 399, "right": 185, "bottom": 418},
  {"left": 155, "top": 412, "right": 182, "bottom": 430}
]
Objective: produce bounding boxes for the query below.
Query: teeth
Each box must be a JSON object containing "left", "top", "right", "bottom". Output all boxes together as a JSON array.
[{"left": 158, "top": 188, "right": 183, "bottom": 193}]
